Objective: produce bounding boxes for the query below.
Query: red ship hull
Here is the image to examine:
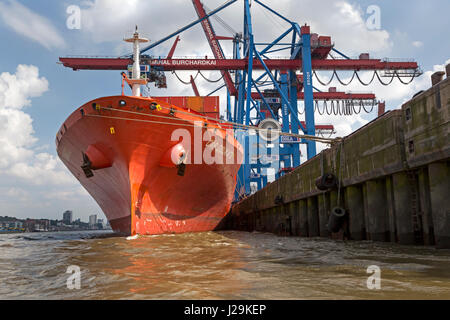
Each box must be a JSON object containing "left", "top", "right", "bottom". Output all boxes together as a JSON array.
[{"left": 56, "top": 95, "right": 242, "bottom": 235}]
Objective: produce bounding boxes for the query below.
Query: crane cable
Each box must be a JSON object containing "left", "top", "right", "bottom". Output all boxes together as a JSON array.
[
  {"left": 172, "top": 70, "right": 226, "bottom": 84},
  {"left": 298, "top": 98, "right": 377, "bottom": 116},
  {"left": 198, "top": 70, "right": 226, "bottom": 83},
  {"left": 86, "top": 112, "right": 336, "bottom": 144},
  {"left": 172, "top": 70, "right": 200, "bottom": 85},
  {"left": 203, "top": 4, "right": 238, "bottom": 36},
  {"left": 91, "top": 105, "right": 339, "bottom": 144},
  {"left": 313, "top": 69, "right": 420, "bottom": 87}
]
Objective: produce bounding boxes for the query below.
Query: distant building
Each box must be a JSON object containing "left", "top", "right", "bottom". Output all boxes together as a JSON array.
[
  {"left": 14, "top": 221, "right": 23, "bottom": 229},
  {"left": 0, "top": 220, "right": 22, "bottom": 229},
  {"left": 34, "top": 219, "right": 50, "bottom": 231},
  {"left": 24, "top": 219, "right": 50, "bottom": 232},
  {"left": 89, "top": 214, "right": 97, "bottom": 227},
  {"left": 63, "top": 210, "right": 73, "bottom": 225}
]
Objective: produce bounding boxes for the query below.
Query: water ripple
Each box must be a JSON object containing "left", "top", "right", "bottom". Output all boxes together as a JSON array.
[{"left": 0, "top": 230, "right": 449, "bottom": 299}]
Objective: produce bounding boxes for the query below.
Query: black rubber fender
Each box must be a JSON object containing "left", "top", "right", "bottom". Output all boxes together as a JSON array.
[
  {"left": 315, "top": 173, "right": 337, "bottom": 191},
  {"left": 327, "top": 207, "right": 346, "bottom": 233}
]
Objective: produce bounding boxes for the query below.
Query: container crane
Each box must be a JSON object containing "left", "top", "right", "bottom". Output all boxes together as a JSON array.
[{"left": 58, "top": 0, "right": 422, "bottom": 199}]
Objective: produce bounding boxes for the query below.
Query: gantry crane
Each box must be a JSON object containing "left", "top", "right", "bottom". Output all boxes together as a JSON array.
[{"left": 59, "top": 0, "right": 421, "bottom": 198}]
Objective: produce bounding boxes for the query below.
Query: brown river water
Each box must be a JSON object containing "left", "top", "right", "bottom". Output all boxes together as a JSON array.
[{"left": 0, "top": 230, "right": 449, "bottom": 299}]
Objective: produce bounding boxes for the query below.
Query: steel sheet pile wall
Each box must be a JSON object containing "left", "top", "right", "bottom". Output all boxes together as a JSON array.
[{"left": 220, "top": 77, "right": 450, "bottom": 248}]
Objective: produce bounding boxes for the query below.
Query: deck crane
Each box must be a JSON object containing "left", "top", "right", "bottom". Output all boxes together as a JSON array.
[{"left": 59, "top": 0, "right": 422, "bottom": 198}]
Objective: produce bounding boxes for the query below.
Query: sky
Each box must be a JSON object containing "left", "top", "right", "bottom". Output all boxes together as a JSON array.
[{"left": 0, "top": 0, "right": 449, "bottom": 222}]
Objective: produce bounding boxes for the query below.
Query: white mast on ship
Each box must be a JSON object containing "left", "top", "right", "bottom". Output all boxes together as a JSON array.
[{"left": 124, "top": 26, "right": 149, "bottom": 97}]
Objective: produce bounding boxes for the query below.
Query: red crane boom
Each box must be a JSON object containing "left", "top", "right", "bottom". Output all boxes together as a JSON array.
[
  {"left": 59, "top": 57, "right": 419, "bottom": 72},
  {"left": 192, "top": 0, "right": 237, "bottom": 96}
]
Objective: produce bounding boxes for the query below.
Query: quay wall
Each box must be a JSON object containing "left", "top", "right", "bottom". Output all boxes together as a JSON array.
[{"left": 220, "top": 74, "right": 450, "bottom": 248}]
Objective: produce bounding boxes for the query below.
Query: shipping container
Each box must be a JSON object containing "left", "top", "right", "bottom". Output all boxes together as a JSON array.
[
  {"left": 153, "top": 96, "right": 220, "bottom": 114},
  {"left": 203, "top": 96, "right": 220, "bottom": 113},
  {"left": 186, "top": 96, "right": 204, "bottom": 112}
]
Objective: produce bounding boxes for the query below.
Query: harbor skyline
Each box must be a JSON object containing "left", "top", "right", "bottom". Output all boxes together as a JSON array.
[{"left": 0, "top": 210, "right": 108, "bottom": 233}]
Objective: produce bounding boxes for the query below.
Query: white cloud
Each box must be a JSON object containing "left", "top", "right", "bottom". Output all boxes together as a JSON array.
[
  {"left": 0, "top": 0, "right": 66, "bottom": 50},
  {"left": 0, "top": 107, "right": 35, "bottom": 168},
  {"left": 287, "top": 0, "right": 392, "bottom": 55},
  {"left": 0, "top": 64, "right": 49, "bottom": 110},
  {"left": 0, "top": 65, "right": 74, "bottom": 185},
  {"left": 9, "top": 153, "right": 74, "bottom": 185},
  {"left": 0, "top": 64, "right": 102, "bottom": 220},
  {"left": 5, "top": 187, "right": 29, "bottom": 200},
  {"left": 412, "top": 41, "right": 423, "bottom": 48},
  {"left": 77, "top": 0, "right": 391, "bottom": 57}
]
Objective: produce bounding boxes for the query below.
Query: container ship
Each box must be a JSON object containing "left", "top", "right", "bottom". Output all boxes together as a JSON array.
[{"left": 56, "top": 29, "right": 242, "bottom": 236}]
